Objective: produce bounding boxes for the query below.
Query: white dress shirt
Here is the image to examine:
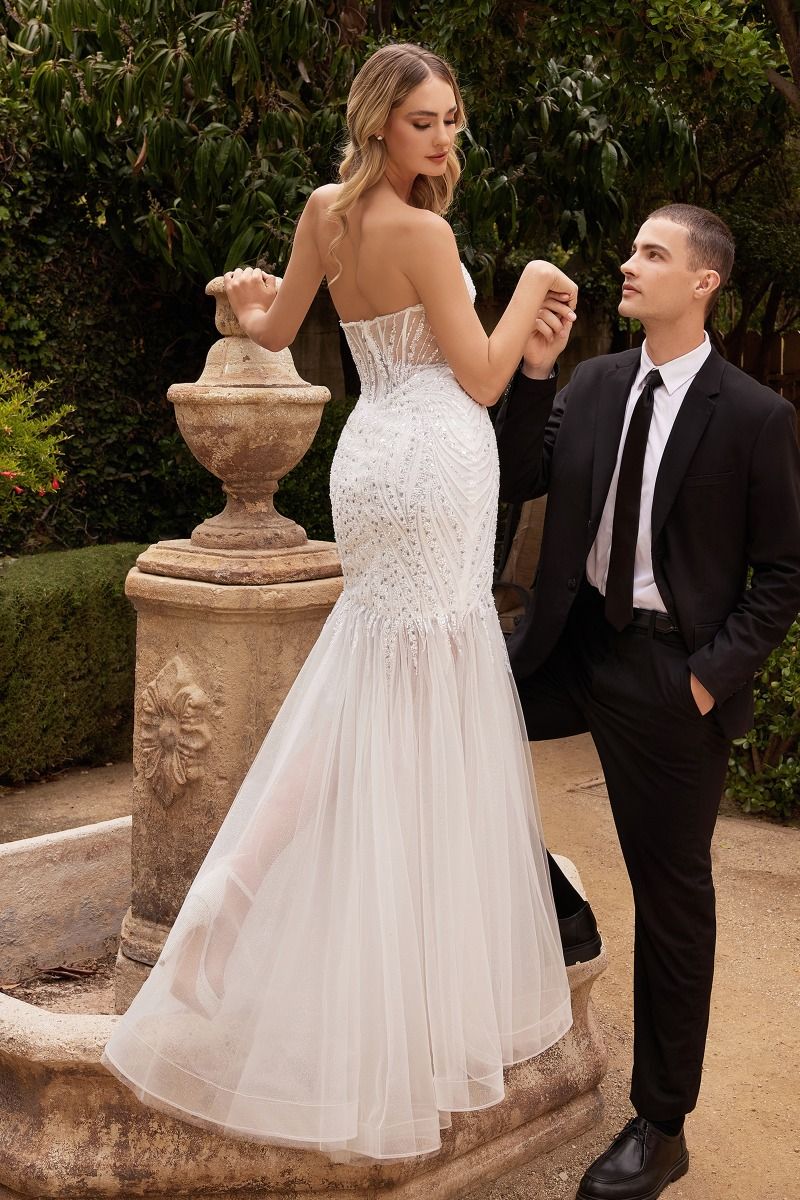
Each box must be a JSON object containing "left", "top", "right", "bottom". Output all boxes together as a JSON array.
[{"left": 586, "top": 333, "right": 712, "bottom": 613}]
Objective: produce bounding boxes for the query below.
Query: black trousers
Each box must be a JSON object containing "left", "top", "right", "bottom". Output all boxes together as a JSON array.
[{"left": 517, "top": 583, "right": 731, "bottom": 1119}]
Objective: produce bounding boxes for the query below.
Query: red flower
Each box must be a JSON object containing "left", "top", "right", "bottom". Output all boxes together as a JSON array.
[
  {"left": 0, "top": 469, "right": 18, "bottom": 478},
  {"left": 51, "top": 477, "right": 61, "bottom": 490},
  {"left": 12, "top": 485, "right": 23, "bottom": 494},
  {"left": 37, "top": 487, "right": 45, "bottom": 496}
]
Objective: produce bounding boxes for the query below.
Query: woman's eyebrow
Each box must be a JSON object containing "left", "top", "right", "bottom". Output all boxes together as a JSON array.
[{"left": 405, "top": 106, "right": 458, "bottom": 117}]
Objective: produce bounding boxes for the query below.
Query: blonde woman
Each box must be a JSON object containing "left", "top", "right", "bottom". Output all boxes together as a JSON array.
[{"left": 102, "top": 43, "right": 578, "bottom": 1161}]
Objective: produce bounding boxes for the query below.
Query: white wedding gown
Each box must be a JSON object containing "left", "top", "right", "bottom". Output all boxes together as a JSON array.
[{"left": 102, "top": 265, "right": 572, "bottom": 1161}]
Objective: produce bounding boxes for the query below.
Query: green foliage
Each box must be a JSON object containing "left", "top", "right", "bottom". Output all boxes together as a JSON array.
[
  {"left": 0, "top": 175, "right": 218, "bottom": 551},
  {"left": 0, "top": 0, "right": 713, "bottom": 288},
  {"left": 542, "top": 0, "right": 776, "bottom": 107},
  {"left": 0, "top": 69, "right": 227, "bottom": 553},
  {"left": 0, "top": 369, "right": 72, "bottom": 512},
  {"left": 0, "top": 0, "right": 797, "bottom": 552},
  {"left": 1, "top": 0, "right": 354, "bottom": 282},
  {"left": 0, "top": 83, "right": 350, "bottom": 554},
  {"left": 726, "top": 618, "right": 800, "bottom": 819},
  {"left": 0, "top": 543, "right": 146, "bottom": 783}
]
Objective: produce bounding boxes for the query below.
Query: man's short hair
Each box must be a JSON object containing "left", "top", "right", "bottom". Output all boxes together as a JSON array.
[{"left": 648, "top": 203, "right": 735, "bottom": 304}]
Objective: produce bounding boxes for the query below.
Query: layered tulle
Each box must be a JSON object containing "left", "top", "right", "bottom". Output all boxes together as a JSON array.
[{"left": 101, "top": 595, "right": 572, "bottom": 1159}]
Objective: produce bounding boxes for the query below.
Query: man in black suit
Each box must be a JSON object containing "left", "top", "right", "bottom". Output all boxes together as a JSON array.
[{"left": 496, "top": 204, "right": 800, "bottom": 1200}]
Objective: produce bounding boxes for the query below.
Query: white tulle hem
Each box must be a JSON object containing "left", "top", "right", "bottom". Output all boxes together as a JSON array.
[{"left": 102, "top": 595, "right": 572, "bottom": 1161}]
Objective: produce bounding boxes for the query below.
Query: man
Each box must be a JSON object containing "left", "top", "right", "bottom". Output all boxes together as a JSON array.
[{"left": 496, "top": 204, "right": 800, "bottom": 1200}]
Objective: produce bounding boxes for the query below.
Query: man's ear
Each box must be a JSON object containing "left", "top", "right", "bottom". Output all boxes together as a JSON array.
[{"left": 695, "top": 269, "right": 721, "bottom": 302}]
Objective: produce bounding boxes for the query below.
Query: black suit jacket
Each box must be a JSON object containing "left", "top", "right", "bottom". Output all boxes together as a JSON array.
[{"left": 495, "top": 346, "right": 800, "bottom": 739}]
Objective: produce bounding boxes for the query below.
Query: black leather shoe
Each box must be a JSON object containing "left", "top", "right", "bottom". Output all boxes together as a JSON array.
[
  {"left": 576, "top": 1117, "right": 689, "bottom": 1199},
  {"left": 559, "top": 900, "right": 602, "bottom": 966}
]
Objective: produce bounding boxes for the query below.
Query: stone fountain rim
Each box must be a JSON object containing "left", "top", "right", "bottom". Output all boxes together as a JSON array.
[{"left": 0, "top": 991, "right": 117, "bottom": 1062}]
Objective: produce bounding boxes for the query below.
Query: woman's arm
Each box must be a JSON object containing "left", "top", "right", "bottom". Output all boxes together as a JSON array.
[
  {"left": 223, "top": 190, "right": 328, "bottom": 351},
  {"left": 401, "top": 213, "right": 576, "bottom": 406}
]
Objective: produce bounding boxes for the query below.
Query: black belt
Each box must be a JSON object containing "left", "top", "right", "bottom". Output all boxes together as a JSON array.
[{"left": 627, "top": 607, "right": 680, "bottom": 636}]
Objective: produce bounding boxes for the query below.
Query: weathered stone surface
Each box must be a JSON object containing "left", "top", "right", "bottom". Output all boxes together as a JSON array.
[
  {"left": 136, "top": 538, "right": 342, "bottom": 587},
  {"left": 169, "top": 278, "right": 332, "bottom": 553},
  {"left": 0, "top": 819, "right": 131, "bottom": 986},
  {"left": 0, "top": 946, "right": 607, "bottom": 1199}
]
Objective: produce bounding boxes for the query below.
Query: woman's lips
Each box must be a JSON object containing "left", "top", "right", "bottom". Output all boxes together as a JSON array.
[{"left": 427, "top": 153, "right": 448, "bottom": 161}]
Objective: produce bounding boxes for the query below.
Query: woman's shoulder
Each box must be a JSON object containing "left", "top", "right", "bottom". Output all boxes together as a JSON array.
[
  {"left": 305, "top": 183, "right": 341, "bottom": 220},
  {"left": 390, "top": 207, "right": 456, "bottom": 256},
  {"left": 398, "top": 206, "right": 450, "bottom": 234},
  {"left": 309, "top": 183, "right": 341, "bottom": 205}
]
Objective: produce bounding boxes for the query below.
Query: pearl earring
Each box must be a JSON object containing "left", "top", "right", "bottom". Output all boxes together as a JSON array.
[{"left": 376, "top": 135, "right": 384, "bottom": 141}]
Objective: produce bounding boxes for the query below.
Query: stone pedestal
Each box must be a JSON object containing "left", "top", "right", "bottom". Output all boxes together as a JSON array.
[{"left": 113, "top": 564, "right": 343, "bottom": 1012}]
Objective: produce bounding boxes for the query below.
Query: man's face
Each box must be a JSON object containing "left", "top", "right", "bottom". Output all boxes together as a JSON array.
[{"left": 618, "top": 217, "right": 710, "bottom": 325}]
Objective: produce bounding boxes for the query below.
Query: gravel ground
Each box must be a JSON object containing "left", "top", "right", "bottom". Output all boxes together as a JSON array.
[{"left": 1, "top": 737, "right": 798, "bottom": 1199}]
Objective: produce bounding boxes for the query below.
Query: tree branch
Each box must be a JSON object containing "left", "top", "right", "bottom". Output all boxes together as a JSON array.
[
  {"left": 764, "top": 0, "right": 800, "bottom": 80},
  {"left": 766, "top": 67, "right": 800, "bottom": 111},
  {"left": 708, "top": 149, "right": 769, "bottom": 190}
]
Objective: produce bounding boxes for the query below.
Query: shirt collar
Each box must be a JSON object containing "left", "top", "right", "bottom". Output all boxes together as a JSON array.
[{"left": 638, "top": 332, "right": 712, "bottom": 397}]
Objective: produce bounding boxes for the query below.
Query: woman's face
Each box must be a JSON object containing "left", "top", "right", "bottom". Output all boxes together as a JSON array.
[{"left": 380, "top": 74, "right": 458, "bottom": 179}]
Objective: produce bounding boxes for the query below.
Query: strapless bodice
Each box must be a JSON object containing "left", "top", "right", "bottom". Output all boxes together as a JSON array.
[{"left": 340, "top": 264, "right": 476, "bottom": 402}]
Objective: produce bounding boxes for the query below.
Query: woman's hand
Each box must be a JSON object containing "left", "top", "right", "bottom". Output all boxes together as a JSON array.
[
  {"left": 521, "top": 291, "right": 577, "bottom": 379},
  {"left": 223, "top": 267, "right": 280, "bottom": 324},
  {"left": 525, "top": 261, "right": 579, "bottom": 310}
]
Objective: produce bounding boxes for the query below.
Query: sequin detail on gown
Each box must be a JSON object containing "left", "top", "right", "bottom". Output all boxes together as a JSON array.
[{"left": 101, "top": 264, "right": 572, "bottom": 1161}]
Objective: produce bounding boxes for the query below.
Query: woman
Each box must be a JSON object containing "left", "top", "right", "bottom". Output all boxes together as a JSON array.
[{"left": 102, "top": 43, "right": 578, "bottom": 1162}]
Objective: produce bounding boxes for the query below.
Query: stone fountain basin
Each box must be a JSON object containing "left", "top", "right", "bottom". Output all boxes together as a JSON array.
[{"left": 0, "top": 823, "right": 607, "bottom": 1200}]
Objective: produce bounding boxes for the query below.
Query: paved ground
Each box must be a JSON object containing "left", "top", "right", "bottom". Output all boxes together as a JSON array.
[{"left": 1, "top": 736, "right": 798, "bottom": 1199}]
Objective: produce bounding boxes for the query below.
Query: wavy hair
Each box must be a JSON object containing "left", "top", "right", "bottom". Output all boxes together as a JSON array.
[{"left": 327, "top": 44, "right": 465, "bottom": 281}]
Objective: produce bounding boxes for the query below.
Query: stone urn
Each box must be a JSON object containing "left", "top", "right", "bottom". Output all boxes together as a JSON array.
[{"left": 137, "top": 277, "right": 341, "bottom": 585}]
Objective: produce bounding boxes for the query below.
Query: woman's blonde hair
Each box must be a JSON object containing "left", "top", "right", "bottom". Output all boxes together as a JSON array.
[{"left": 327, "top": 43, "right": 466, "bottom": 280}]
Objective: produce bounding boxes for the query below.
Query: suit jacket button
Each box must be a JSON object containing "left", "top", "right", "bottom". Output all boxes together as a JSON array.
[{"left": 567, "top": 577, "right": 578, "bottom": 591}]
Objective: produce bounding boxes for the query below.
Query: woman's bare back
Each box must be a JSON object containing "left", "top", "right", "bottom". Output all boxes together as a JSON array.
[{"left": 313, "top": 181, "right": 431, "bottom": 324}]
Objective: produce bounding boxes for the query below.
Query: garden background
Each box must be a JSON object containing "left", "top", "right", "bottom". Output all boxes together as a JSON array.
[{"left": 0, "top": 0, "right": 798, "bottom": 814}]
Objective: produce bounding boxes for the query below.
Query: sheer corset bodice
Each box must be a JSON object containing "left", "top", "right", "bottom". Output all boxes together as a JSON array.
[{"left": 339, "top": 263, "right": 476, "bottom": 405}]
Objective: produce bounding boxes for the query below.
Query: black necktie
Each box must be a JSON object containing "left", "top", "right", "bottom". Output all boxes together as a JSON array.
[{"left": 604, "top": 368, "right": 662, "bottom": 631}]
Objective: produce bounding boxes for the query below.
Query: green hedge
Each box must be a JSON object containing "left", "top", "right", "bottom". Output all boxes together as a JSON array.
[
  {"left": 0, "top": 544, "right": 145, "bottom": 783},
  {"left": 726, "top": 617, "right": 800, "bottom": 821}
]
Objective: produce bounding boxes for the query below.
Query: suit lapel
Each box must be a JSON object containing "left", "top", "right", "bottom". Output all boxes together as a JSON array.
[
  {"left": 590, "top": 350, "right": 641, "bottom": 527},
  {"left": 651, "top": 349, "right": 726, "bottom": 542}
]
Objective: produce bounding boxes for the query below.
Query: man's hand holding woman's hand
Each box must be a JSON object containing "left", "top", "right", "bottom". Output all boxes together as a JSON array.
[
  {"left": 521, "top": 291, "right": 577, "bottom": 380},
  {"left": 517, "top": 261, "right": 578, "bottom": 380}
]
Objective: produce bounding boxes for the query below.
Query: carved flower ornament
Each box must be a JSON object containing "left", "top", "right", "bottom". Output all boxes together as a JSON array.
[{"left": 139, "top": 656, "right": 212, "bottom": 808}]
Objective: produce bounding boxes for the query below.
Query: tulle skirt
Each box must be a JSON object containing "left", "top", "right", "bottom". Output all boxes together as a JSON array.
[{"left": 101, "top": 593, "right": 572, "bottom": 1160}]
